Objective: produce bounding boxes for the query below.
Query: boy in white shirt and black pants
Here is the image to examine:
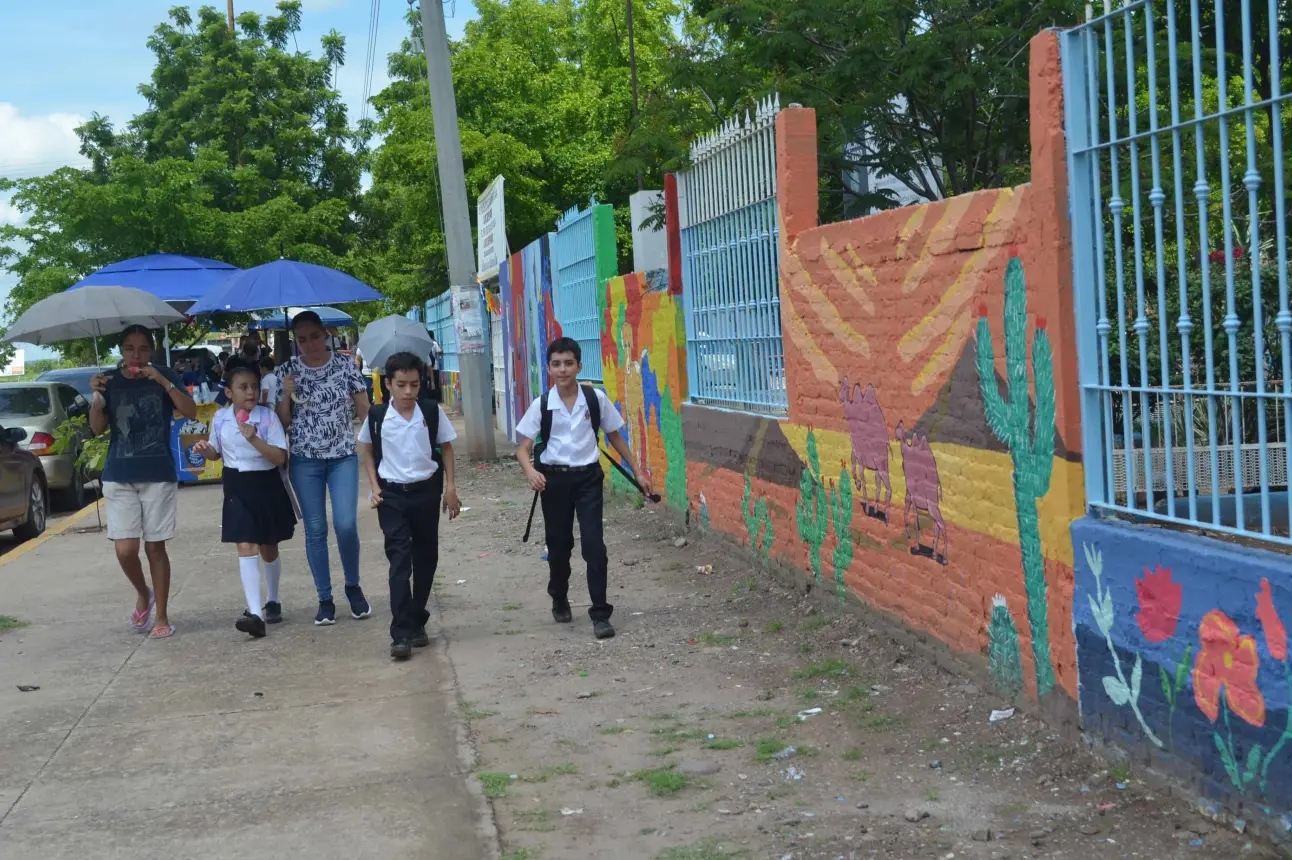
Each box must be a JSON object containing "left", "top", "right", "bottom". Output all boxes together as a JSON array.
[
  {"left": 517, "top": 337, "right": 652, "bottom": 640},
  {"left": 358, "top": 352, "right": 462, "bottom": 660}
]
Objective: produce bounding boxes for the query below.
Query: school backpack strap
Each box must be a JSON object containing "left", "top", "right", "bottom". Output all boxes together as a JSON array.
[
  {"left": 367, "top": 403, "right": 389, "bottom": 469},
  {"left": 581, "top": 384, "right": 601, "bottom": 435},
  {"left": 417, "top": 397, "right": 444, "bottom": 469}
]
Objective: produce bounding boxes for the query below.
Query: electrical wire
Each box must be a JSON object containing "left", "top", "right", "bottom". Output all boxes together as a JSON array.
[{"left": 359, "top": 0, "right": 382, "bottom": 128}]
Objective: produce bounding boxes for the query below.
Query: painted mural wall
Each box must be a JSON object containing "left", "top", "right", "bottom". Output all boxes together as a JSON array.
[
  {"left": 1072, "top": 518, "right": 1292, "bottom": 833},
  {"left": 600, "top": 269, "right": 689, "bottom": 511},
  {"left": 499, "top": 233, "right": 561, "bottom": 441},
  {"left": 680, "top": 31, "right": 1086, "bottom": 707}
]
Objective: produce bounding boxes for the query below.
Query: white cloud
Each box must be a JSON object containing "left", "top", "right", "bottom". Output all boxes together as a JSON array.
[
  {"left": 0, "top": 103, "right": 88, "bottom": 179},
  {"left": 0, "top": 196, "right": 25, "bottom": 227}
]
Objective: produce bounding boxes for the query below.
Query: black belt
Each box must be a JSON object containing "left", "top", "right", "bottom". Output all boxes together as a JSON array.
[
  {"left": 379, "top": 476, "right": 438, "bottom": 493},
  {"left": 539, "top": 463, "right": 599, "bottom": 474}
]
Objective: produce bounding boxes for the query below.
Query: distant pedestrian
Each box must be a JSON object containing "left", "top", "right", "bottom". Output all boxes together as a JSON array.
[
  {"left": 358, "top": 352, "right": 461, "bottom": 660},
  {"left": 276, "top": 310, "right": 372, "bottom": 625},
  {"left": 89, "top": 325, "right": 197, "bottom": 640},
  {"left": 428, "top": 331, "right": 443, "bottom": 369},
  {"left": 192, "top": 358, "right": 296, "bottom": 638},
  {"left": 515, "top": 337, "right": 651, "bottom": 640},
  {"left": 258, "top": 355, "right": 280, "bottom": 407}
]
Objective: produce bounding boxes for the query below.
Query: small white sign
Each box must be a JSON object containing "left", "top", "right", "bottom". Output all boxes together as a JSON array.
[
  {"left": 1, "top": 349, "right": 25, "bottom": 377},
  {"left": 476, "top": 175, "right": 508, "bottom": 282}
]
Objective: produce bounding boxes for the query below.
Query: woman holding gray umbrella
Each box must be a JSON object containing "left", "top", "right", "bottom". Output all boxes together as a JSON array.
[{"left": 90, "top": 325, "right": 196, "bottom": 639}]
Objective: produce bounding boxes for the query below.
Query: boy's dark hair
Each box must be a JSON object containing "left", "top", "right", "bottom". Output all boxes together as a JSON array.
[
  {"left": 385, "top": 351, "right": 425, "bottom": 379},
  {"left": 258, "top": 355, "right": 275, "bottom": 372},
  {"left": 546, "top": 337, "right": 581, "bottom": 364},
  {"left": 223, "top": 356, "right": 261, "bottom": 387}
]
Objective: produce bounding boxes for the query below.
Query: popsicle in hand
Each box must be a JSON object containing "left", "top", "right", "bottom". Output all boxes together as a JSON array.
[{"left": 236, "top": 409, "right": 250, "bottom": 423}]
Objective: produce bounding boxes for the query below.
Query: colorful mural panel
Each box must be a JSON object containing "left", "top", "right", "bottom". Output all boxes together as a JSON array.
[
  {"left": 498, "top": 233, "right": 560, "bottom": 441},
  {"left": 600, "top": 271, "right": 688, "bottom": 511}
]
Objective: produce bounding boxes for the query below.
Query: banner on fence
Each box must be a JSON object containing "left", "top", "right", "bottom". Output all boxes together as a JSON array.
[
  {"left": 451, "top": 284, "right": 488, "bottom": 353},
  {"left": 476, "top": 175, "right": 508, "bottom": 282}
]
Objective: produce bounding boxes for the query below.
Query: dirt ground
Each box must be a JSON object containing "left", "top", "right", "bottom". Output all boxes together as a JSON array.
[{"left": 434, "top": 457, "right": 1275, "bottom": 860}]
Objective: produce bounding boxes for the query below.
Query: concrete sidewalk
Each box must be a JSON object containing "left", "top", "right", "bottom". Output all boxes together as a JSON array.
[{"left": 0, "top": 483, "right": 496, "bottom": 860}]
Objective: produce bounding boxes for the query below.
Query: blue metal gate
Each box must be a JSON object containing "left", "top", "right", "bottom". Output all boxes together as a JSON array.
[{"left": 554, "top": 202, "right": 604, "bottom": 381}]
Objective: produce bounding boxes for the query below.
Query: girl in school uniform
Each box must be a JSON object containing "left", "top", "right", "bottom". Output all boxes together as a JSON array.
[{"left": 193, "top": 358, "right": 297, "bottom": 638}]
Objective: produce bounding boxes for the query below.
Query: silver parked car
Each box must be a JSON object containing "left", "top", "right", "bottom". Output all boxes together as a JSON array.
[{"left": 0, "top": 382, "right": 93, "bottom": 510}]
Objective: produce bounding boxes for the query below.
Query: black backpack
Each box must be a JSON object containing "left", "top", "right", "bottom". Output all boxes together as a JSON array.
[
  {"left": 534, "top": 384, "right": 601, "bottom": 467},
  {"left": 367, "top": 398, "right": 444, "bottom": 474}
]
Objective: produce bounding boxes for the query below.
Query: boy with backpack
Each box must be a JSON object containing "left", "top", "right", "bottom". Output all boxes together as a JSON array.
[
  {"left": 358, "top": 352, "right": 462, "bottom": 660},
  {"left": 516, "top": 337, "right": 652, "bottom": 640}
]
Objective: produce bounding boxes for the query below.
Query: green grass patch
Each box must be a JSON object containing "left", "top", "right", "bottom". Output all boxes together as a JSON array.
[
  {"left": 792, "top": 659, "right": 853, "bottom": 680},
  {"left": 725, "top": 708, "right": 776, "bottom": 718},
  {"left": 478, "top": 772, "right": 512, "bottom": 798},
  {"left": 798, "top": 614, "right": 830, "bottom": 633},
  {"left": 654, "top": 838, "right": 747, "bottom": 860},
  {"left": 1109, "top": 763, "right": 1132, "bottom": 783},
  {"left": 649, "top": 712, "right": 677, "bottom": 721},
  {"left": 764, "top": 620, "right": 784, "bottom": 633},
  {"left": 753, "top": 736, "right": 789, "bottom": 761},
  {"left": 460, "top": 700, "right": 499, "bottom": 720},
  {"left": 774, "top": 716, "right": 795, "bottom": 729},
  {"left": 501, "top": 851, "right": 532, "bottom": 860},
  {"left": 0, "top": 615, "right": 27, "bottom": 634},
  {"left": 858, "top": 713, "right": 902, "bottom": 731},
  {"left": 842, "top": 747, "right": 864, "bottom": 761},
  {"left": 636, "top": 766, "right": 688, "bottom": 796},
  {"left": 840, "top": 685, "right": 870, "bottom": 703},
  {"left": 601, "top": 726, "right": 631, "bottom": 735},
  {"left": 849, "top": 769, "right": 871, "bottom": 782},
  {"left": 639, "top": 826, "right": 657, "bottom": 835},
  {"left": 515, "top": 808, "right": 554, "bottom": 832},
  {"left": 925, "top": 788, "right": 940, "bottom": 801},
  {"left": 520, "top": 762, "right": 579, "bottom": 782},
  {"left": 796, "top": 744, "right": 820, "bottom": 757},
  {"left": 703, "top": 738, "right": 744, "bottom": 750},
  {"left": 701, "top": 631, "right": 736, "bottom": 646}
]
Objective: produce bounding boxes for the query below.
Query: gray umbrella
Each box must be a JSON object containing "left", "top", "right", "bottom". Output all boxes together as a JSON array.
[
  {"left": 357, "top": 314, "right": 434, "bottom": 369},
  {"left": 3, "top": 285, "right": 186, "bottom": 362}
]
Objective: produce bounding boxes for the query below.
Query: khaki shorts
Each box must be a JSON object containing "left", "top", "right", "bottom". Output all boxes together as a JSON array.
[{"left": 103, "top": 481, "right": 178, "bottom": 543}]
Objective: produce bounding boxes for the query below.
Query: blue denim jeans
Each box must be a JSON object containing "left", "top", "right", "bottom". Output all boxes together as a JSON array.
[{"left": 289, "top": 454, "right": 360, "bottom": 602}]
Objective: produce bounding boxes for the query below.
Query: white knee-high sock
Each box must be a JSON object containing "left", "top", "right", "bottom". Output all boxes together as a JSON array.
[
  {"left": 264, "top": 557, "right": 282, "bottom": 604},
  {"left": 239, "top": 556, "right": 262, "bottom": 617}
]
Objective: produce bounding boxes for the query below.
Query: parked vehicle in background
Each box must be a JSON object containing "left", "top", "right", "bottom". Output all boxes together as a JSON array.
[
  {"left": 0, "top": 424, "right": 47, "bottom": 541},
  {"left": 36, "top": 365, "right": 118, "bottom": 400},
  {"left": 0, "top": 382, "right": 93, "bottom": 510}
]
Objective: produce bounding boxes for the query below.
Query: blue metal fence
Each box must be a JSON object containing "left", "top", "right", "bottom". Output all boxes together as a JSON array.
[
  {"left": 425, "top": 291, "right": 459, "bottom": 373},
  {"left": 1062, "top": 0, "right": 1292, "bottom": 544},
  {"left": 677, "top": 94, "right": 787, "bottom": 416},
  {"left": 553, "top": 202, "right": 604, "bottom": 381}
]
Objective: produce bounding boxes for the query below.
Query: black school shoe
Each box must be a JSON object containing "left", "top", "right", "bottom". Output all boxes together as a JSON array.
[
  {"left": 552, "top": 600, "right": 573, "bottom": 624},
  {"left": 263, "top": 601, "right": 283, "bottom": 624},
  {"left": 345, "top": 585, "right": 372, "bottom": 619},
  {"left": 236, "top": 611, "right": 267, "bottom": 639},
  {"left": 391, "top": 639, "right": 413, "bottom": 660},
  {"left": 410, "top": 628, "right": 431, "bottom": 648},
  {"left": 593, "top": 620, "right": 616, "bottom": 640}
]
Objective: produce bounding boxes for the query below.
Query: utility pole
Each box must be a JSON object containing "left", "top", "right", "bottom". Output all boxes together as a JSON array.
[
  {"left": 226, "top": 0, "right": 235, "bottom": 32},
  {"left": 418, "top": 0, "right": 497, "bottom": 460},
  {"left": 625, "top": 0, "right": 642, "bottom": 190}
]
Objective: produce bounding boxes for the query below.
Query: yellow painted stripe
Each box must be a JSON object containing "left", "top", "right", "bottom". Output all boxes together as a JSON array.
[{"left": 0, "top": 497, "right": 102, "bottom": 568}]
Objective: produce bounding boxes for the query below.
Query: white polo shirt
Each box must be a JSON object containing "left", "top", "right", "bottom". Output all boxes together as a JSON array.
[
  {"left": 357, "top": 402, "right": 457, "bottom": 483},
  {"left": 209, "top": 405, "right": 288, "bottom": 472},
  {"left": 516, "top": 386, "right": 625, "bottom": 467}
]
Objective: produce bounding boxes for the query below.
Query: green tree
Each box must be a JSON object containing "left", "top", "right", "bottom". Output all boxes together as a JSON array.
[{"left": 0, "top": 2, "right": 364, "bottom": 357}]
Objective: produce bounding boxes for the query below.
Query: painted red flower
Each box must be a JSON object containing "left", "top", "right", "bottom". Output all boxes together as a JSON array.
[
  {"left": 1193, "top": 610, "right": 1265, "bottom": 727},
  {"left": 1256, "top": 577, "right": 1287, "bottom": 661},
  {"left": 1134, "top": 565, "right": 1182, "bottom": 643}
]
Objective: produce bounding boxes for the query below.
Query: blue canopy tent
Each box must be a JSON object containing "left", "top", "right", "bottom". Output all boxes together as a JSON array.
[
  {"left": 68, "top": 254, "right": 241, "bottom": 365},
  {"left": 250, "top": 306, "right": 355, "bottom": 330}
]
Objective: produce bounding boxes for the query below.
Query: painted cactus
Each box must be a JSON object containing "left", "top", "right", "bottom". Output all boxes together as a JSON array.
[
  {"left": 975, "top": 254, "right": 1058, "bottom": 698},
  {"left": 828, "top": 463, "right": 854, "bottom": 604},
  {"left": 797, "top": 429, "right": 829, "bottom": 585},
  {"left": 987, "top": 594, "right": 1025, "bottom": 698},
  {"left": 742, "top": 473, "right": 773, "bottom": 563}
]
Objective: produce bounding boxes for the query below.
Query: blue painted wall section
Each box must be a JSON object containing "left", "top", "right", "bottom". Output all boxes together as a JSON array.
[{"left": 1072, "top": 517, "right": 1292, "bottom": 833}]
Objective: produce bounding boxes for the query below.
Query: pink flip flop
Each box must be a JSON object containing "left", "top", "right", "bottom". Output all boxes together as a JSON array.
[
  {"left": 148, "top": 624, "right": 175, "bottom": 640},
  {"left": 130, "top": 592, "right": 155, "bottom": 630}
]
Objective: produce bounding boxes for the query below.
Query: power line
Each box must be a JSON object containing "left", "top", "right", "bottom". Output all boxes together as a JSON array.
[{"left": 359, "top": 0, "right": 382, "bottom": 128}]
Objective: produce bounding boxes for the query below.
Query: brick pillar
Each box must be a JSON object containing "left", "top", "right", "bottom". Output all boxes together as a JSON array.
[
  {"left": 664, "top": 173, "right": 683, "bottom": 296},
  {"left": 776, "top": 107, "right": 819, "bottom": 239}
]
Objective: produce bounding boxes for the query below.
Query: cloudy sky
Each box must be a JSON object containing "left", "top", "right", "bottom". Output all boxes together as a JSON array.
[{"left": 0, "top": 0, "right": 478, "bottom": 355}]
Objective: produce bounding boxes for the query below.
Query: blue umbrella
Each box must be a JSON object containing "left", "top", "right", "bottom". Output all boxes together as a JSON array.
[
  {"left": 250, "top": 306, "right": 355, "bottom": 330},
  {"left": 189, "top": 259, "right": 382, "bottom": 314},
  {"left": 69, "top": 254, "right": 239, "bottom": 303}
]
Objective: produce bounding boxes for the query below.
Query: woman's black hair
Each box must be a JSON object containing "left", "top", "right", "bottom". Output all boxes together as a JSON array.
[
  {"left": 222, "top": 356, "right": 261, "bottom": 388},
  {"left": 120, "top": 324, "right": 155, "bottom": 348},
  {"left": 290, "top": 310, "right": 323, "bottom": 332}
]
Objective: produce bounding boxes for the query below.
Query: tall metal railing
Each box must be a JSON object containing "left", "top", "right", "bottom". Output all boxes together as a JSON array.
[
  {"left": 554, "top": 203, "right": 604, "bottom": 381},
  {"left": 677, "top": 94, "right": 787, "bottom": 415},
  {"left": 424, "top": 291, "right": 459, "bottom": 373},
  {"left": 1062, "top": 0, "right": 1292, "bottom": 542}
]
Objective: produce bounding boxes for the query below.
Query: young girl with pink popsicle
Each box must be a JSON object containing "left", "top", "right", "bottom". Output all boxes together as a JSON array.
[{"left": 192, "top": 357, "right": 297, "bottom": 638}]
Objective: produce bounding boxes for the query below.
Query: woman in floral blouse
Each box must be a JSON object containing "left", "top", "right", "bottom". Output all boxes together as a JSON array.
[{"left": 276, "top": 311, "right": 371, "bottom": 625}]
